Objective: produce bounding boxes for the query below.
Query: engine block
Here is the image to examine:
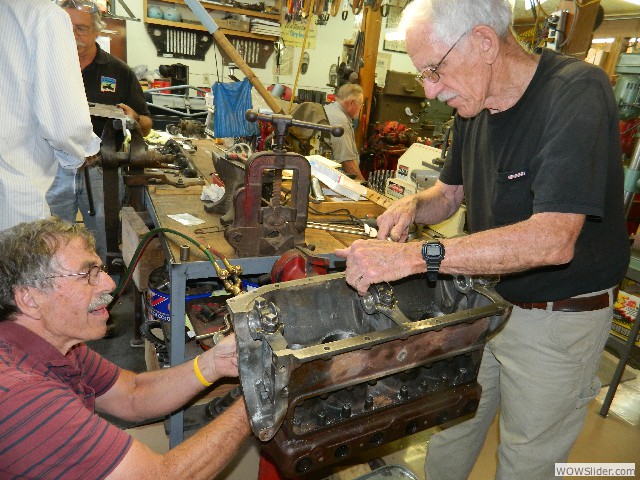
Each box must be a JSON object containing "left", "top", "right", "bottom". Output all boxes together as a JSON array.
[{"left": 228, "top": 273, "right": 511, "bottom": 476}]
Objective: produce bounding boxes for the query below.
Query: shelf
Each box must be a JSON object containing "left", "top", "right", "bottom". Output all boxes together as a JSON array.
[
  {"left": 156, "top": 0, "right": 280, "bottom": 20},
  {"left": 144, "top": 0, "right": 281, "bottom": 42},
  {"left": 145, "top": 17, "right": 278, "bottom": 40}
]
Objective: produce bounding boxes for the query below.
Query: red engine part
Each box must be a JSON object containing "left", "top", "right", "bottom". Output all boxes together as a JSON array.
[
  {"left": 621, "top": 118, "right": 640, "bottom": 157},
  {"left": 270, "top": 248, "right": 329, "bottom": 283}
]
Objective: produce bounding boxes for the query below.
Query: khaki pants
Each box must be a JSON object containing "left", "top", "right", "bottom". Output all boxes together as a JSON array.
[{"left": 425, "top": 288, "right": 616, "bottom": 480}]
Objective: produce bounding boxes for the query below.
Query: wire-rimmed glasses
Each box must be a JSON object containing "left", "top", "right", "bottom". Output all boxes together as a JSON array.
[
  {"left": 416, "top": 31, "right": 468, "bottom": 85},
  {"left": 45, "top": 265, "right": 107, "bottom": 286}
]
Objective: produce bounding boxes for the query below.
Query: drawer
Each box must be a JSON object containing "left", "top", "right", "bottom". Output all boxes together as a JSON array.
[{"left": 384, "top": 71, "right": 425, "bottom": 98}]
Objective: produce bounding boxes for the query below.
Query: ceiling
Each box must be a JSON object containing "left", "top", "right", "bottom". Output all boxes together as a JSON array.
[{"left": 512, "top": 0, "right": 640, "bottom": 22}]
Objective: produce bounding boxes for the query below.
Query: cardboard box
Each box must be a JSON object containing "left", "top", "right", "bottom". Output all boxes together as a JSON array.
[
  {"left": 612, "top": 290, "right": 640, "bottom": 347},
  {"left": 306, "top": 155, "right": 367, "bottom": 201},
  {"left": 215, "top": 17, "right": 250, "bottom": 32}
]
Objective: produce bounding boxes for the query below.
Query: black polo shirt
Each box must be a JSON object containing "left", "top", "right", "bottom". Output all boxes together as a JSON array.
[
  {"left": 440, "top": 49, "right": 629, "bottom": 302},
  {"left": 82, "top": 43, "right": 150, "bottom": 139}
]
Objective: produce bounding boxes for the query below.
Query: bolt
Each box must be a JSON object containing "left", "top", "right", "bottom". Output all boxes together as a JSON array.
[
  {"left": 317, "top": 411, "right": 327, "bottom": 426},
  {"left": 364, "top": 395, "right": 374, "bottom": 410},
  {"left": 341, "top": 403, "right": 352, "bottom": 418},
  {"left": 399, "top": 385, "right": 409, "bottom": 400},
  {"left": 261, "top": 312, "right": 280, "bottom": 333}
]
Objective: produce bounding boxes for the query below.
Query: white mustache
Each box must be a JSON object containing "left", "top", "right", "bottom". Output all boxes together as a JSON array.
[
  {"left": 437, "top": 91, "right": 458, "bottom": 103},
  {"left": 88, "top": 293, "right": 113, "bottom": 312},
  {"left": 76, "top": 40, "right": 86, "bottom": 48}
]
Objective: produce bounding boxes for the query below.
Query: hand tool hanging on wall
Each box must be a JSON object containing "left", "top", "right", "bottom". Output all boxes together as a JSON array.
[
  {"left": 352, "top": 0, "right": 364, "bottom": 15},
  {"left": 184, "top": 0, "right": 284, "bottom": 114},
  {"left": 316, "top": 0, "right": 329, "bottom": 25}
]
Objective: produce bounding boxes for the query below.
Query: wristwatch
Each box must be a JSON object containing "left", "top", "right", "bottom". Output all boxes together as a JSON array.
[{"left": 422, "top": 241, "right": 445, "bottom": 282}]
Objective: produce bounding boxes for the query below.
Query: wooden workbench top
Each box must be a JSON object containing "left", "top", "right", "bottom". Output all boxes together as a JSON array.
[{"left": 145, "top": 138, "right": 386, "bottom": 263}]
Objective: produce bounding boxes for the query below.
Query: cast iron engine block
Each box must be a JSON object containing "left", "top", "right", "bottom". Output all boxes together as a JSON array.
[{"left": 228, "top": 273, "right": 511, "bottom": 477}]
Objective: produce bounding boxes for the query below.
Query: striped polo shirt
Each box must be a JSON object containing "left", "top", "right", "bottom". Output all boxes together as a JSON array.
[{"left": 0, "top": 321, "right": 132, "bottom": 479}]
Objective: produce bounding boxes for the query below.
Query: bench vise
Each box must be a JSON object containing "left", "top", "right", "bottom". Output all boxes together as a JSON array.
[{"left": 223, "top": 110, "right": 343, "bottom": 257}]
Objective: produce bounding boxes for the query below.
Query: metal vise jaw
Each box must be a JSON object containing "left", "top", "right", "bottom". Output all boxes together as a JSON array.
[
  {"left": 224, "top": 150, "right": 310, "bottom": 257},
  {"left": 223, "top": 110, "right": 344, "bottom": 257},
  {"left": 204, "top": 152, "right": 247, "bottom": 226}
]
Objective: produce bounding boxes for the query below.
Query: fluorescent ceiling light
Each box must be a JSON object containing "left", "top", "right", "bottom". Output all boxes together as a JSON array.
[
  {"left": 524, "top": 0, "right": 550, "bottom": 9},
  {"left": 622, "top": 0, "right": 640, "bottom": 6},
  {"left": 592, "top": 38, "right": 615, "bottom": 44}
]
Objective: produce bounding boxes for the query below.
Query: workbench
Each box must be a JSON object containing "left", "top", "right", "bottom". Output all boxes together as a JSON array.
[{"left": 134, "top": 138, "right": 385, "bottom": 446}]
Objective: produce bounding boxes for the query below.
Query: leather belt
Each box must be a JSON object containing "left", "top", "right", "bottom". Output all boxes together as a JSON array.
[{"left": 510, "top": 288, "right": 618, "bottom": 312}]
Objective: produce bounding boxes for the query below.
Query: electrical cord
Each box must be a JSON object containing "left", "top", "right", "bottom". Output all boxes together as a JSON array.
[{"left": 307, "top": 205, "right": 364, "bottom": 227}]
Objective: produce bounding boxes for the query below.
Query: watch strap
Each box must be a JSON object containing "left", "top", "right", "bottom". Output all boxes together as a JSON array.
[{"left": 422, "top": 241, "right": 445, "bottom": 282}]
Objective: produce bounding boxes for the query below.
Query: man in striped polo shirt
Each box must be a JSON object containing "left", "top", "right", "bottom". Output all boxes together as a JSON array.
[{"left": 0, "top": 217, "right": 250, "bottom": 479}]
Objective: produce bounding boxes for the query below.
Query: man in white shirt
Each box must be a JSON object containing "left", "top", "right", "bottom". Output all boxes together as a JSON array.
[{"left": 0, "top": 0, "right": 100, "bottom": 230}]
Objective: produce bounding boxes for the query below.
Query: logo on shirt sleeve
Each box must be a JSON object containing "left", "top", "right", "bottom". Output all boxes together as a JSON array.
[{"left": 100, "top": 76, "right": 116, "bottom": 93}]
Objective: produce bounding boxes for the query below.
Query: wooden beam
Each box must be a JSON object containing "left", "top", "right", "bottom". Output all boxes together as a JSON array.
[
  {"left": 602, "top": 38, "right": 628, "bottom": 80},
  {"left": 356, "top": 6, "right": 383, "bottom": 149},
  {"left": 558, "top": 0, "right": 601, "bottom": 59}
]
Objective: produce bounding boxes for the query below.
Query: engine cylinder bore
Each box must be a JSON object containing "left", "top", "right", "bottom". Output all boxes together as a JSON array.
[
  {"left": 369, "top": 432, "right": 385, "bottom": 446},
  {"left": 295, "top": 457, "right": 313, "bottom": 473},
  {"left": 321, "top": 331, "right": 356, "bottom": 343},
  {"left": 405, "top": 420, "right": 418, "bottom": 435},
  {"left": 334, "top": 445, "right": 350, "bottom": 458},
  {"left": 436, "top": 412, "right": 449, "bottom": 425}
]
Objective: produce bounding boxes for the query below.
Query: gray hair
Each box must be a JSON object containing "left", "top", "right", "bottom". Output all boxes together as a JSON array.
[
  {"left": 400, "top": 0, "right": 513, "bottom": 45},
  {"left": 90, "top": 9, "right": 106, "bottom": 32},
  {"left": 58, "top": 0, "right": 106, "bottom": 32},
  {"left": 0, "top": 217, "right": 95, "bottom": 321},
  {"left": 336, "top": 83, "right": 364, "bottom": 102}
]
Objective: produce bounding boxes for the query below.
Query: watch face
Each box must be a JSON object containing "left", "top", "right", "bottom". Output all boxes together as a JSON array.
[{"left": 426, "top": 243, "right": 442, "bottom": 256}]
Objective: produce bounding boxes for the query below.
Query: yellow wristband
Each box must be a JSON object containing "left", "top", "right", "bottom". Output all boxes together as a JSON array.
[{"left": 193, "top": 355, "right": 213, "bottom": 387}]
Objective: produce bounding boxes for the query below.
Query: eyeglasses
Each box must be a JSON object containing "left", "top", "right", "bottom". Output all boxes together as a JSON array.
[
  {"left": 55, "top": 0, "right": 99, "bottom": 14},
  {"left": 45, "top": 265, "right": 107, "bottom": 286},
  {"left": 416, "top": 32, "right": 467, "bottom": 85},
  {"left": 73, "top": 24, "right": 94, "bottom": 36}
]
